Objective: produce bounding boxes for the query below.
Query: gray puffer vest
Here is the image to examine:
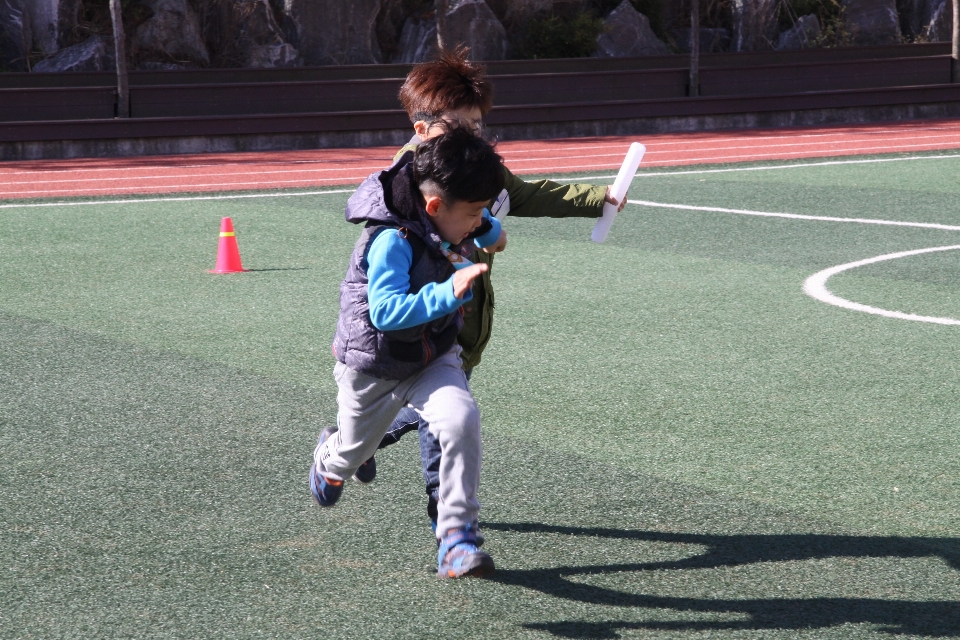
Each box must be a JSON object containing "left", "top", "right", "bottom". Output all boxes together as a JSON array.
[{"left": 331, "top": 154, "right": 467, "bottom": 381}]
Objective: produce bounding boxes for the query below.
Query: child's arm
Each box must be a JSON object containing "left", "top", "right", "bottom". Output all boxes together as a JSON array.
[
  {"left": 503, "top": 166, "right": 607, "bottom": 219},
  {"left": 366, "top": 230, "right": 485, "bottom": 332}
]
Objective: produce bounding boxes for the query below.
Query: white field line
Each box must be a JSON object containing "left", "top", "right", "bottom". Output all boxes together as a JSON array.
[
  {"left": 512, "top": 140, "right": 960, "bottom": 173},
  {"left": 4, "top": 124, "right": 959, "bottom": 179},
  {"left": 0, "top": 156, "right": 394, "bottom": 176},
  {"left": 627, "top": 200, "right": 960, "bottom": 232},
  {"left": 501, "top": 131, "right": 960, "bottom": 162},
  {"left": 802, "top": 246, "right": 960, "bottom": 326},
  {"left": 0, "top": 176, "right": 372, "bottom": 197},
  {"left": 552, "top": 152, "right": 960, "bottom": 182},
  {"left": 0, "top": 164, "right": 384, "bottom": 187},
  {"left": 629, "top": 198, "right": 960, "bottom": 325},
  {"left": 15, "top": 138, "right": 952, "bottom": 196},
  {"left": 0, "top": 188, "right": 355, "bottom": 209},
  {"left": 497, "top": 124, "right": 960, "bottom": 155}
]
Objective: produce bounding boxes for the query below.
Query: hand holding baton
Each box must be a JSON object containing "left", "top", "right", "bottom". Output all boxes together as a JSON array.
[{"left": 591, "top": 142, "right": 646, "bottom": 243}]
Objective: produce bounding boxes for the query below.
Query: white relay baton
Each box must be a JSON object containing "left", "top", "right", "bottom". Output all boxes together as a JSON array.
[{"left": 591, "top": 142, "right": 646, "bottom": 243}]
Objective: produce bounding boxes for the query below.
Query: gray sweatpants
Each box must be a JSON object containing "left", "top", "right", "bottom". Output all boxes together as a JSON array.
[{"left": 315, "top": 347, "right": 481, "bottom": 536}]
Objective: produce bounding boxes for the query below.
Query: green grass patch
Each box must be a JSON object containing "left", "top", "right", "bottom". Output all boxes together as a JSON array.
[{"left": 2, "top": 152, "right": 960, "bottom": 638}]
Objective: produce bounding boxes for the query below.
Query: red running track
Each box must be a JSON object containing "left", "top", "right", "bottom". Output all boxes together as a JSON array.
[{"left": 3, "top": 118, "right": 960, "bottom": 200}]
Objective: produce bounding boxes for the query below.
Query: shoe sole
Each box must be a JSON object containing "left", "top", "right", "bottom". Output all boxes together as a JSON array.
[{"left": 438, "top": 554, "right": 495, "bottom": 579}]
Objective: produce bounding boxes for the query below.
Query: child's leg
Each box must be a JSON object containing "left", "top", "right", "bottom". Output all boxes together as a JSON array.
[
  {"left": 405, "top": 350, "right": 481, "bottom": 536},
  {"left": 316, "top": 362, "right": 405, "bottom": 481},
  {"left": 418, "top": 369, "right": 471, "bottom": 524},
  {"left": 377, "top": 406, "right": 422, "bottom": 449},
  {"left": 417, "top": 419, "right": 441, "bottom": 522}
]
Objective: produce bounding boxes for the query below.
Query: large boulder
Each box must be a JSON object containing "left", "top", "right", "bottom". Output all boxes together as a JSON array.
[
  {"left": 33, "top": 34, "right": 114, "bottom": 72},
  {"left": 26, "top": 0, "right": 80, "bottom": 55},
  {"left": 0, "top": 0, "right": 32, "bottom": 71},
  {"left": 731, "top": 0, "right": 778, "bottom": 51},
  {"left": 227, "top": 0, "right": 301, "bottom": 67},
  {"left": 375, "top": 0, "right": 412, "bottom": 62},
  {"left": 596, "top": 0, "right": 668, "bottom": 57},
  {"left": 136, "top": 0, "right": 211, "bottom": 65},
  {"left": 393, "top": 13, "right": 438, "bottom": 63},
  {"left": 445, "top": 0, "right": 508, "bottom": 61},
  {"left": 283, "top": 0, "right": 381, "bottom": 66},
  {"left": 841, "top": 0, "right": 901, "bottom": 45},
  {"left": 233, "top": 0, "right": 285, "bottom": 45},
  {"left": 775, "top": 13, "right": 821, "bottom": 50},
  {"left": 922, "top": 0, "right": 954, "bottom": 42}
]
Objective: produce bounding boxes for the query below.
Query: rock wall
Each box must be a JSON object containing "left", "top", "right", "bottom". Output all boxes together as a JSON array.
[
  {"left": 842, "top": 0, "right": 902, "bottom": 45},
  {"left": 135, "top": 0, "right": 211, "bottom": 65},
  {"left": 27, "top": 0, "right": 80, "bottom": 55},
  {"left": 0, "top": 0, "right": 32, "bottom": 71},
  {"left": 394, "top": 13, "right": 438, "bottom": 63},
  {"left": 446, "top": 0, "right": 508, "bottom": 60},
  {"left": 731, "top": 0, "right": 778, "bottom": 51},
  {"left": 33, "top": 34, "right": 114, "bottom": 72},
  {"left": 283, "top": 0, "right": 381, "bottom": 65},
  {"left": 922, "top": 0, "right": 954, "bottom": 42},
  {"left": 393, "top": 0, "right": 508, "bottom": 63},
  {"left": 776, "top": 14, "right": 821, "bottom": 50},
  {"left": 596, "top": 0, "right": 668, "bottom": 57}
]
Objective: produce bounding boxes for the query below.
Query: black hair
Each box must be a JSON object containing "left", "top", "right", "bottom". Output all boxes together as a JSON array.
[{"left": 412, "top": 127, "right": 505, "bottom": 205}]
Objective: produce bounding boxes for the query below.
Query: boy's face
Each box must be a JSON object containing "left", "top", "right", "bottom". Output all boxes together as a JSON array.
[
  {"left": 423, "top": 194, "right": 488, "bottom": 245},
  {"left": 416, "top": 106, "right": 483, "bottom": 141}
]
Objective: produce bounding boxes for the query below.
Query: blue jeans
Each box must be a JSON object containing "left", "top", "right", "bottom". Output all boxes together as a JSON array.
[{"left": 379, "top": 370, "right": 472, "bottom": 521}]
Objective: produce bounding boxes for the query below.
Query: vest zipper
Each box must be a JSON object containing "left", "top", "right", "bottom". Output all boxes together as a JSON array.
[{"left": 422, "top": 334, "right": 432, "bottom": 365}]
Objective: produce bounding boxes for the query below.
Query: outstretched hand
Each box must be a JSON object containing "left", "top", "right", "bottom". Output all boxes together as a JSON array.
[
  {"left": 604, "top": 186, "right": 628, "bottom": 212},
  {"left": 453, "top": 263, "right": 489, "bottom": 299}
]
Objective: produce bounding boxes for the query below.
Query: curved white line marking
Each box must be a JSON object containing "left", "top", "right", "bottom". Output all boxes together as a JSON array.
[
  {"left": 803, "top": 245, "right": 960, "bottom": 325},
  {"left": 629, "top": 198, "right": 960, "bottom": 325}
]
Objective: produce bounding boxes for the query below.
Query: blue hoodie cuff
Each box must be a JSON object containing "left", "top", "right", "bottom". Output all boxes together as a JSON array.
[{"left": 473, "top": 211, "right": 502, "bottom": 249}]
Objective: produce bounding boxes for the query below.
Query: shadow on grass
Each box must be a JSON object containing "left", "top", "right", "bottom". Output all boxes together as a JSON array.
[{"left": 482, "top": 522, "right": 960, "bottom": 637}]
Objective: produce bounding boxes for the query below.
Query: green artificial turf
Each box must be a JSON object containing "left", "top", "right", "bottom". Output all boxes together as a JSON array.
[{"left": 2, "top": 151, "right": 960, "bottom": 638}]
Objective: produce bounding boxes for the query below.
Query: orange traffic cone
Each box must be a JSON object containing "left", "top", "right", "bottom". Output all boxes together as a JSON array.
[{"left": 209, "top": 217, "right": 247, "bottom": 273}]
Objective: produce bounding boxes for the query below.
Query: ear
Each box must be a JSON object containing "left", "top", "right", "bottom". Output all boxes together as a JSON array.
[
  {"left": 413, "top": 120, "right": 430, "bottom": 138},
  {"left": 423, "top": 194, "right": 443, "bottom": 216}
]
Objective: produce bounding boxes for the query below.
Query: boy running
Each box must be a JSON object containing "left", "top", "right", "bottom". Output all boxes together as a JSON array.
[
  {"left": 359, "top": 47, "right": 628, "bottom": 534},
  {"left": 310, "top": 127, "right": 506, "bottom": 578}
]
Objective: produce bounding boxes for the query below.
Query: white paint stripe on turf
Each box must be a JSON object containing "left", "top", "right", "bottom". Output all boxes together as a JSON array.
[
  {"left": 802, "top": 245, "right": 960, "bottom": 325},
  {"left": 628, "top": 199, "right": 960, "bottom": 325},
  {"left": 626, "top": 199, "right": 960, "bottom": 232},
  {"left": 551, "top": 152, "right": 960, "bottom": 182},
  {"left": 0, "top": 188, "right": 356, "bottom": 209}
]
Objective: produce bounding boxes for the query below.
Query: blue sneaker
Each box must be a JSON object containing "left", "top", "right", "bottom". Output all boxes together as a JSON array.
[
  {"left": 309, "top": 427, "right": 344, "bottom": 507},
  {"left": 428, "top": 492, "right": 483, "bottom": 546},
  {"left": 437, "top": 525, "right": 494, "bottom": 579},
  {"left": 353, "top": 456, "right": 376, "bottom": 484}
]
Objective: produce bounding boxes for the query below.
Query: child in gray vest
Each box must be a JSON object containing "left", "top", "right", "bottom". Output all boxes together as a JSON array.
[{"left": 310, "top": 127, "right": 507, "bottom": 579}]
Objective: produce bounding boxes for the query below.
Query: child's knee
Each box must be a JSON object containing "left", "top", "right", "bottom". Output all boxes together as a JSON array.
[{"left": 440, "top": 401, "right": 480, "bottom": 440}]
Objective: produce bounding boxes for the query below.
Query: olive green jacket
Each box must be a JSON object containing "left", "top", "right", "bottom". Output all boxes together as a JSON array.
[{"left": 393, "top": 140, "right": 606, "bottom": 369}]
